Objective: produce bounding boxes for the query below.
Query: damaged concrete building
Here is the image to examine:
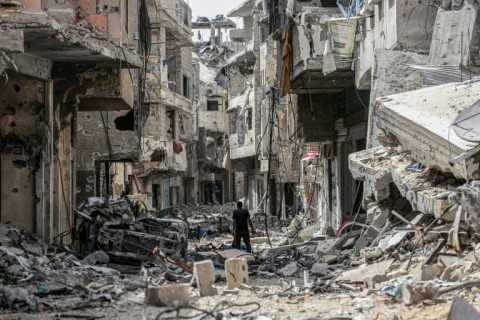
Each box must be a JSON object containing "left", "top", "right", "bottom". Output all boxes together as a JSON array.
[
  {"left": 256, "top": 0, "right": 480, "bottom": 237},
  {"left": 137, "top": 0, "right": 195, "bottom": 211},
  {"left": 0, "top": 0, "right": 144, "bottom": 244},
  {"left": 191, "top": 16, "right": 238, "bottom": 206},
  {"left": 192, "top": 54, "right": 231, "bottom": 205},
  {"left": 347, "top": 0, "right": 480, "bottom": 243},
  {"left": 224, "top": 0, "right": 300, "bottom": 217}
]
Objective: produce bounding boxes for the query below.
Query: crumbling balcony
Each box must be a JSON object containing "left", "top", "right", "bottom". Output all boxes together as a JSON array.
[
  {"left": 0, "top": 0, "right": 143, "bottom": 79},
  {"left": 147, "top": 83, "right": 191, "bottom": 114},
  {"left": 289, "top": 9, "right": 356, "bottom": 91},
  {"left": 150, "top": 0, "right": 193, "bottom": 47},
  {"left": 137, "top": 137, "right": 188, "bottom": 176},
  {"left": 229, "top": 133, "right": 256, "bottom": 160}
]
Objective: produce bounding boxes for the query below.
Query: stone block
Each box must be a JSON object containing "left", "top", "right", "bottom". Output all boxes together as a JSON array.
[
  {"left": 145, "top": 284, "right": 191, "bottom": 307},
  {"left": 335, "top": 259, "right": 395, "bottom": 283},
  {"left": 410, "top": 264, "right": 440, "bottom": 281},
  {"left": 225, "top": 258, "right": 249, "bottom": 290},
  {"left": 0, "top": 30, "right": 24, "bottom": 52},
  {"left": 311, "top": 262, "right": 329, "bottom": 276},
  {"left": 194, "top": 260, "right": 218, "bottom": 297},
  {"left": 279, "top": 262, "right": 298, "bottom": 277}
]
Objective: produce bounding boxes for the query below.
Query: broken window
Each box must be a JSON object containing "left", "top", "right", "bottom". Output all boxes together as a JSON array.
[
  {"left": 151, "top": 149, "right": 167, "bottom": 162},
  {"left": 166, "top": 109, "right": 175, "bottom": 138},
  {"left": 183, "top": 75, "right": 190, "bottom": 99},
  {"left": 207, "top": 100, "right": 219, "bottom": 111},
  {"left": 179, "top": 115, "right": 186, "bottom": 134},
  {"left": 152, "top": 184, "right": 161, "bottom": 209},
  {"left": 114, "top": 110, "right": 134, "bottom": 131},
  {"left": 246, "top": 109, "right": 253, "bottom": 130}
]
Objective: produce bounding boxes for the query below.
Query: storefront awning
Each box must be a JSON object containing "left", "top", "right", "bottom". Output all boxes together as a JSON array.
[{"left": 301, "top": 151, "right": 319, "bottom": 161}]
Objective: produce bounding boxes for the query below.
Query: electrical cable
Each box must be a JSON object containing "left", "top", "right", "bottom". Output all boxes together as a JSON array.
[
  {"left": 386, "top": 3, "right": 438, "bottom": 51},
  {"left": 153, "top": 301, "right": 261, "bottom": 320},
  {"left": 262, "top": 86, "right": 278, "bottom": 247}
]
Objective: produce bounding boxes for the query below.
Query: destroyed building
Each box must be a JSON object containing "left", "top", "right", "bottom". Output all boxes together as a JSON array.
[
  {"left": 3, "top": 0, "right": 480, "bottom": 319},
  {"left": 191, "top": 16, "right": 238, "bottom": 205},
  {"left": 0, "top": 0, "right": 144, "bottom": 244},
  {"left": 347, "top": 0, "right": 480, "bottom": 232},
  {"left": 136, "top": 0, "right": 196, "bottom": 210},
  {"left": 263, "top": 0, "right": 441, "bottom": 234},
  {"left": 221, "top": 0, "right": 301, "bottom": 218}
]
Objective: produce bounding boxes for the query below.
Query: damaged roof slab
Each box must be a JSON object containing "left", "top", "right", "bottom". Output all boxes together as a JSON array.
[
  {"left": 0, "top": 13, "right": 142, "bottom": 68},
  {"left": 227, "top": 0, "right": 254, "bottom": 17},
  {"left": 375, "top": 81, "right": 480, "bottom": 180}
]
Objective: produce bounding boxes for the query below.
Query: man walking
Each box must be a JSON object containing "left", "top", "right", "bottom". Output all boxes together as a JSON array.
[{"left": 232, "top": 201, "right": 255, "bottom": 253}]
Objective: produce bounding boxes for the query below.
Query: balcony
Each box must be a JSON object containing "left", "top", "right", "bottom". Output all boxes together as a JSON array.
[
  {"left": 229, "top": 133, "right": 256, "bottom": 160},
  {"left": 150, "top": 0, "right": 193, "bottom": 47},
  {"left": 137, "top": 137, "right": 187, "bottom": 176},
  {"left": 289, "top": 10, "right": 356, "bottom": 91},
  {"left": 74, "top": 69, "right": 134, "bottom": 111},
  {"left": 1, "top": 1, "right": 142, "bottom": 68},
  {"left": 148, "top": 84, "right": 191, "bottom": 113}
]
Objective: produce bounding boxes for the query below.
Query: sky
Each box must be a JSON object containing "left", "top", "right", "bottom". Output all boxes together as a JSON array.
[
  {"left": 188, "top": 0, "right": 245, "bottom": 41},
  {"left": 188, "top": 0, "right": 245, "bottom": 21}
]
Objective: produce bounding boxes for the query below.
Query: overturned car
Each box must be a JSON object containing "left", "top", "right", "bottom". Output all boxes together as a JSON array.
[{"left": 74, "top": 197, "right": 188, "bottom": 262}]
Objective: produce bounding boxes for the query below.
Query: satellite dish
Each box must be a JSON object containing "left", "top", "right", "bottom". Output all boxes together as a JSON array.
[{"left": 452, "top": 99, "right": 480, "bottom": 142}]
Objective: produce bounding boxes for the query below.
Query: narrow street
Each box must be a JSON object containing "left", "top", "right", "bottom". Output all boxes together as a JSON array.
[{"left": 1, "top": 0, "right": 480, "bottom": 319}]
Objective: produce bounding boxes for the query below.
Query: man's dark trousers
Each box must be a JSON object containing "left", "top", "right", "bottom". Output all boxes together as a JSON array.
[{"left": 233, "top": 230, "right": 251, "bottom": 253}]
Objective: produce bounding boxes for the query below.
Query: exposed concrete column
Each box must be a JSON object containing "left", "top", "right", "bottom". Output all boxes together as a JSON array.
[
  {"left": 50, "top": 63, "right": 89, "bottom": 244},
  {"left": 35, "top": 80, "right": 54, "bottom": 243}
]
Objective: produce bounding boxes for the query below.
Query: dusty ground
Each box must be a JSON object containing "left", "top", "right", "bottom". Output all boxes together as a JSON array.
[{"left": 1, "top": 275, "right": 475, "bottom": 320}]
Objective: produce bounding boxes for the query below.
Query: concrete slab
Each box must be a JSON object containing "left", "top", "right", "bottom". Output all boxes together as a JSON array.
[
  {"left": 390, "top": 155, "right": 458, "bottom": 220},
  {"left": 145, "top": 284, "right": 191, "bottom": 307},
  {"left": 217, "top": 249, "right": 255, "bottom": 261},
  {"left": 375, "top": 81, "right": 480, "bottom": 180},
  {"left": 448, "top": 297, "right": 480, "bottom": 320},
  {"left": 349, "top": 147, "right": 398, "bottom": 201},
  {"left": 428, "top": 1, "right": 479, "bottom": 67},
  {"left": 0, "top": 29, "right": 24, "bottom": 52},
  {"left": 335, "top": 259, "right": 395, "bottom": 283}
]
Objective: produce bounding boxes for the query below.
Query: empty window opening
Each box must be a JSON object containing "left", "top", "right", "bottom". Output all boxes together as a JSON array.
[
  {"left": 183, "top": 76, "right": 190, "bottom": 99},
  {"left": 246, "top": 109, "right": 253, "bottom": 130},
  {"left": 207, "top": 100, "right": 219, "bottom": 111},
  {"left": 166, "top": 109, "right": 175, "bottom": 138},
  {"left": 151, "top": 149, "right": 167, "bottom": 162},
  {"left": 114, "top": 110, "right": 135, "bottom": 131}
]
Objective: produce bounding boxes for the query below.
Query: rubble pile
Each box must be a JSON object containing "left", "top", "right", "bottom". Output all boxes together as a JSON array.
[
  {"left": 0, "top": 220, "right": 204, "bottom": 316},
  {"left": 177, "top": 203, "right": 235, "bottom": 239}
]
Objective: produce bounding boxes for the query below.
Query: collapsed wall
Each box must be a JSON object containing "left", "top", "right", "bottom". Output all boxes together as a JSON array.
[{"left": 366, "top": 49, "right": 428, "bottom": 149}]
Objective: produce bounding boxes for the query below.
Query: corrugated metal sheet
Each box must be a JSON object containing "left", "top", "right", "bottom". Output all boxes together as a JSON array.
[{"left": 410, "top": 65, "right": 478, "bottom": 86}]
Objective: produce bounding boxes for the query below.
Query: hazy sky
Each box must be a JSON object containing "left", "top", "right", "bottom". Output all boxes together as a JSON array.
[
  {"left": 188, "top": 0, "right": 245, "bottom": 41},
  {"left": 188, "top": 0, "right": 245, "bottom": 20}
]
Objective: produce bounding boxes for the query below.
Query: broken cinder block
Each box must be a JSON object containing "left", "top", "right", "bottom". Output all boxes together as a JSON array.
[
  {"left": 225, "top": 258, "right": 249, "bottom": 290},
  {"left": 145, "top": 284, "right": 191, "bottom": 307},
  {"left": 194, "top": 260, "right": 218, "bottom": 297}
]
